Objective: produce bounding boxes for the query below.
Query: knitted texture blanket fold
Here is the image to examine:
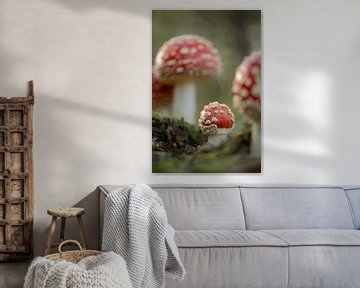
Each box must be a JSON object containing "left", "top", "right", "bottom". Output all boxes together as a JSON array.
[
  {"left": 24, "top": 251, "right": 132, "bottom": 288},
  {"left": 102, "top": 184, "right": 185, "bottom": 288}
]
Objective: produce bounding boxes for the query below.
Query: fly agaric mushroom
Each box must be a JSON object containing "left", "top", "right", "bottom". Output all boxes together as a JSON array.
[
  {"left": 199, "top": 102, "right": 235, "bottom": 146},
  {"left": 155, "top": 34, "right": 221, "bottom": 124},
  {"left": 232, "top": 52, "right": 261, "bottom": 157},
  {"left": 152, "top": 70, "right": 174, "bottom": 116}
]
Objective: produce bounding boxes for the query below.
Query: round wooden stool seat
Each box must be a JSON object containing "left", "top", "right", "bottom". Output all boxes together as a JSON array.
[
  {"left": 47, "top": 207, "right": 85, "bottom": 218},
  {"left": 45, "top": 207, "right": 87, "bottom": 255}
]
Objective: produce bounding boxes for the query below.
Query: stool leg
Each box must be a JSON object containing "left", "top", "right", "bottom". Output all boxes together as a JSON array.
[
  {"left": 45, "top": 216, "right": 57, "bottom": 255},
  {"left": 60, "top": 217, "right": 66, "bottom": 243},
  {"left": 77, "top": 215, "right": 87, "bottom": 249}
]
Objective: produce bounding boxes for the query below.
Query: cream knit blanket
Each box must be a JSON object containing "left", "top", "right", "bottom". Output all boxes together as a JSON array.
[
  {"left": 102, "top": 184, "right": 185, "bottom": 288},
  {"left": 24, "top": 251, "right": 132, "bottom": 288}
]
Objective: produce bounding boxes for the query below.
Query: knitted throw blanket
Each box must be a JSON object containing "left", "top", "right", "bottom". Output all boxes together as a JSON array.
[
  {"left": 24, "top": 251, "right": 133, "bottom": 288},
  {"left": 102, "top": 184, "right": 185, "bottom": 288}
]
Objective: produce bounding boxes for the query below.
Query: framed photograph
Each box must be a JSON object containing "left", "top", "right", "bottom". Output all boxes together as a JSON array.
[{"left": 152, "top": 10, "right": 261, "bottom": 173}]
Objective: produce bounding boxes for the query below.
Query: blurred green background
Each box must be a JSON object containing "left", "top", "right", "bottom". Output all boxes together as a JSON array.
[{"left": 152, "top": 10, "right": 261, "bottom": 131}]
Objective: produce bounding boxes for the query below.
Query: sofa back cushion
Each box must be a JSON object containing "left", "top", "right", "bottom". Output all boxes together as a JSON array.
[
  {"left": 240, "top": 186, "right": 355, "bottom": 230},
  {"left": 152, "top": 185, "right": 246, "bottom": 230},
  {"left": 345, "top": 188, "right": 360, "bottom": 229}
]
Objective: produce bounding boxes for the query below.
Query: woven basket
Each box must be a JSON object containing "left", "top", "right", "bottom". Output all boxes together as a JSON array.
[{"left": 45, "top": 240, "right": 102, "bottom": 263}]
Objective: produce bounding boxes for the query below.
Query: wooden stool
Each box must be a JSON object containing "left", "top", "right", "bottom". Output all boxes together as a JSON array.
[{"left": 45, "top": 207, "right": 87, "bottom": 255}]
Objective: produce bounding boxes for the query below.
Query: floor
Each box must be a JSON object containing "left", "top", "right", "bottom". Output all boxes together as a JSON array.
[{"left": 0, "top": 261, "right": 30, "bottom": 288}]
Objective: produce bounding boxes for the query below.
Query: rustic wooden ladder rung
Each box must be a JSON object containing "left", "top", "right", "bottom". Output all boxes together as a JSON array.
[{"left": 0, "top": 81, "right": 34, "bottom": 261}]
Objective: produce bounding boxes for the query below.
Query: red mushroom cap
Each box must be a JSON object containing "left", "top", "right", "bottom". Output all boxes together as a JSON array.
[
  {"left": 199, "top": 102, "right": 235, "bottom": 134},
  {"left": 232, "top": 52, "right": 261, "bottom": 122},
  {"left": 155, "top": 35, "right": 221, "bottom": 83},
  {"left": 152, "top": 70, "right": 174, "bottom": 110}
]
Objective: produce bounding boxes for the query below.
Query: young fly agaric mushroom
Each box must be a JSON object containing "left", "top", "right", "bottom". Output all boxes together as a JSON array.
[
  {"left": 152, "top": 70, "right": 174, "bottom": 116},
  {"left": 199, "top": 102, "right": 235, "bottom": 146},
  {"left": 155, "top": 34, "right": 221, "bottom": 124},
  {"left": 232, "top": 52, "right": 261, "bottom": 157}
]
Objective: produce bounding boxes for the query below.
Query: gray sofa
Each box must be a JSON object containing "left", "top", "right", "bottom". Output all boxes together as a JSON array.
[{"left": 99, "top": 185, "right": 360, "bottom": 288}]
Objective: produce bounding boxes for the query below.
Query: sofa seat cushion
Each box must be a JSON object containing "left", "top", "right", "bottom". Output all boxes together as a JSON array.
[
  {"left": 167, "top": 231, "right": 289, "bottom": 288},
  {"left": 262, "top": 229, "right": 360, "bottom": 246},
  {"left": 175, "top": 230, "right": 288, "bottom": 248},
  {"left": 259, "top": 230, "right": 360, "bottom": 288}
]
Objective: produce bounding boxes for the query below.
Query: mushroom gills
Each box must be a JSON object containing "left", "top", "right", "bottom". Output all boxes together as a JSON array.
[
  {"left": 207, "top": 134, "right": 229, "bottom": 146},
  {"left": 173, "top": 82, "right": 196, "bottom": 124}
]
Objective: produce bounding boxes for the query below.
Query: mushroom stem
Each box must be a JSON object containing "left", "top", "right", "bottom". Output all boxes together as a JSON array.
[
  {"left": 250, "top": 121, "right": 261, "bottom": 157},
  {"left": 173, "top": 82, "right": 196, "bottom": 124},
  {"left": 207, "top": 134, "right": 229, "bottom": 146}
]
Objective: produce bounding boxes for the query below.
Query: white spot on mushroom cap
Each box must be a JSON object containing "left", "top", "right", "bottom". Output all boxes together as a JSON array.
[
  {"left": 201, "top": 53, "right": 212, "bottom": 59},
  {"left": 166, "top": 59, "right": 176, "bottom": 66},
  {"left": 176, "top": 67, "right": 184, "bottom": 73},
  {"left": 180, "top": 47, "right": 189, "bottom": 55},
  {"left": 209, "top": 102, "right": 219, "bottom": 108},
  {"left": 235, "top": 73, "right": 244, "bottom": 82},
  {"left": 190, "top": 47, "right": 197, "bottom": 54},
  {"left": 200, "top": 124, "right": 218, "bottom": 135},
  {"left": 240, "top": 88, "right": 249, "bottom": 97},
  {"left": 211, "top": 117, "right": 218, "bottom": 123},
  {"left": 245, "top": 78, "right": 253, "bottom": 86}
]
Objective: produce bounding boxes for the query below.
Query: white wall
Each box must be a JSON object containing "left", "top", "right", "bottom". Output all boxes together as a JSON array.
[{"left": 0, "top": 0, "right": 360, "bottom": 255}]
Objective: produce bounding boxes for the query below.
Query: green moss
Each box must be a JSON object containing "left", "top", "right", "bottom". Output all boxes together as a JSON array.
[
  {"left": 152, "top": 114, "right": 206, "bottom": 154},
  {"left": 152, "top": 117, "right": 257, "bottom": 173}
]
